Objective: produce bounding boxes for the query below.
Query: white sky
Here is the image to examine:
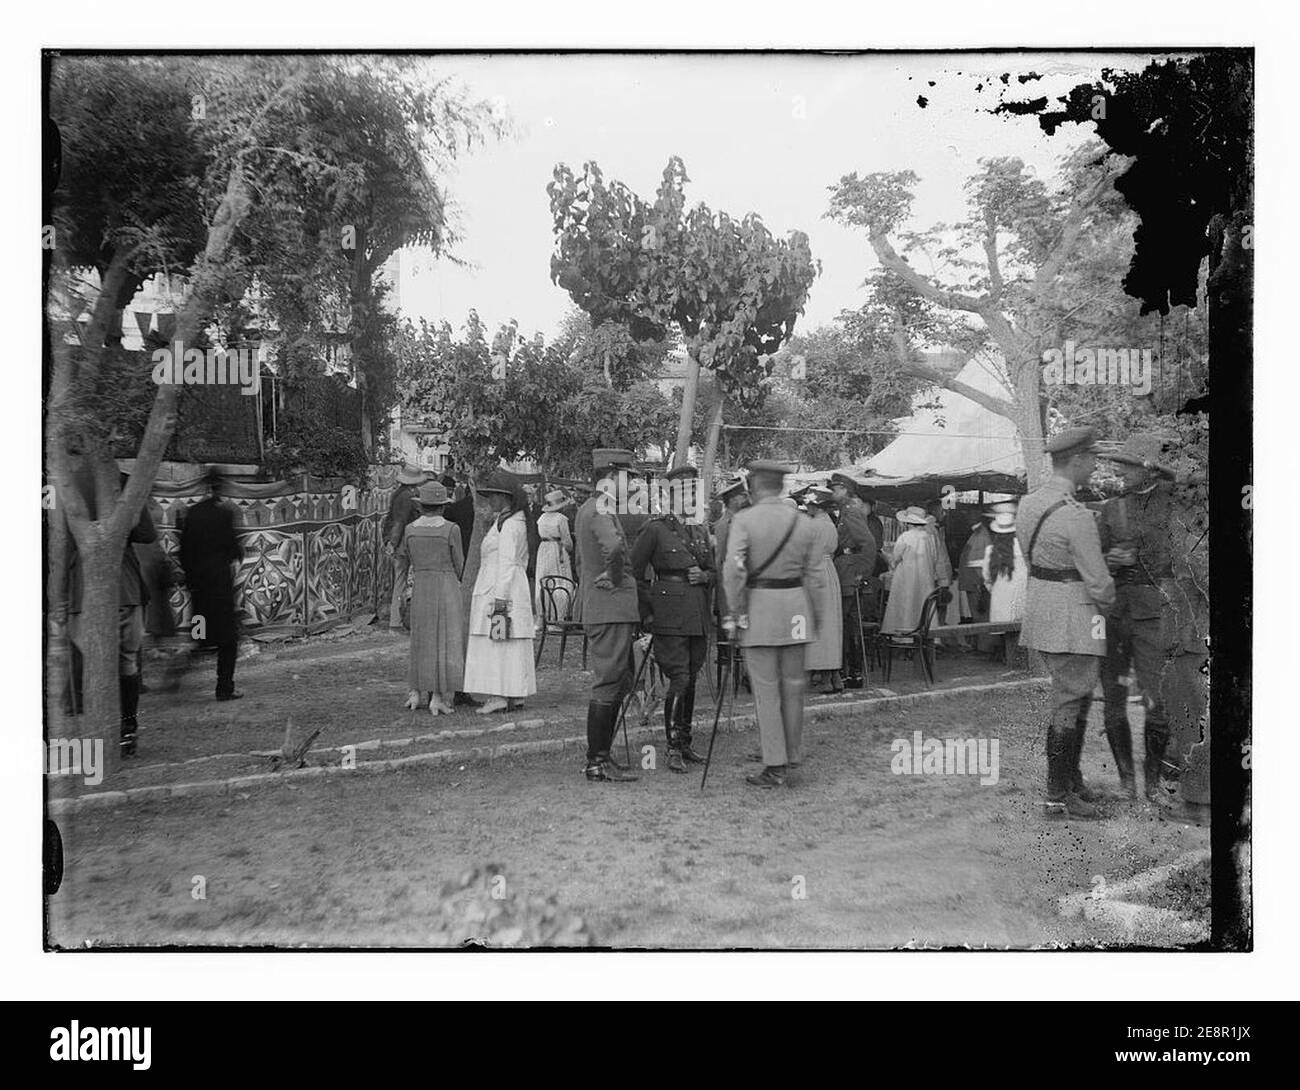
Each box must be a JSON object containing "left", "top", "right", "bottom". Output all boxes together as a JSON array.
[{"left": 399, "top": 51, "right": 1161, "bottom": 341}]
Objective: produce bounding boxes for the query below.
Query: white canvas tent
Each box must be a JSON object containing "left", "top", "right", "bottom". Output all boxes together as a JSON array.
[{"left": 856, "top": 353, "right": 1028, "bottom": 496}]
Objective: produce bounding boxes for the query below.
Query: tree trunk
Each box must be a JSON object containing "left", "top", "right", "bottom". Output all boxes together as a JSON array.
[
  {"left": 1011, "top": 360, "right": 1046, "bottom": 490},
  {"left": 75, "top": 544, "right": 122, "bottom": 778},
  {"left": 699, "top": 396, "right": 725, "bottom": 514},
  {"left": 672, "top": 350, "right": 702, "bottom": 470}
]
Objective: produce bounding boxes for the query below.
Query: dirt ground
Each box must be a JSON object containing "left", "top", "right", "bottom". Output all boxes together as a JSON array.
[
  {"left": 48, "top": 628, "right": 1029, "bottom": 794},
  {"left": 46, "top": 688, "right": 1209, "bottom": 950}
]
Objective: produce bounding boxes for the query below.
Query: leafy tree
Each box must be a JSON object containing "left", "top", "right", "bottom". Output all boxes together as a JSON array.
[
  {"left": 547, "top": 157, "right": 819, "bottom": 493},
  {"left": 44, "top": 55, "right": 489, "bottom": 773},
  {"left": 827, "top": 153, "right": 1127, "bottom": 487}
]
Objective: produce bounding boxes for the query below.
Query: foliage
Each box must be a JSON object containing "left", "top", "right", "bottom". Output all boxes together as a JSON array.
[
  {"left": 394, "top": 313, "right": 678, "bottom": 479},
  {"left": 261, "top": 417, "right": 369, "bottom": 483},
  {"left": 547, "top": 157, "right": 819, "bottom": 408}
]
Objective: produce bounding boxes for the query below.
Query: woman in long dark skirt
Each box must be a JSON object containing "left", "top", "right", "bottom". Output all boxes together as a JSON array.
[{"left": 401, "top": 481, "right": 466, "bottom": 716}]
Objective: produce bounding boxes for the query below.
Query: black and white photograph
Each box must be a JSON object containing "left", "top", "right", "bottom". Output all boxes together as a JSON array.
[{"left": 34, "top": 42, "right": 1253, "bottom": 957}]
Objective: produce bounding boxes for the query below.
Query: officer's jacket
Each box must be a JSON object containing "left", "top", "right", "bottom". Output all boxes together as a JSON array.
[
  {"left": 629, "top": 515, "right": 714, "bottom": 636},
  {"left": 574, "top": 494, "right": 639, "bottom": 625},
  {"left": 1015, "top": 475, "right": 1115, "bottom": 656},
  {"left": 722, "top": 496, "right": 826, "bottom": 647},
  {"left": 834, "top": 497, "right": 878, "bottom": 590},
  {"left": 1098, "top": 483, "right": 1203, "bottom": 653}
]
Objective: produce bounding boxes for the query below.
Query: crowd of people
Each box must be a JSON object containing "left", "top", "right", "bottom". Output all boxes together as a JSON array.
[
  {"left": 52, "top": 432, "right": 1204, "bottom": 819},
  {"left": 380, "top": 449, "right": 1036, "bottom": 786}
]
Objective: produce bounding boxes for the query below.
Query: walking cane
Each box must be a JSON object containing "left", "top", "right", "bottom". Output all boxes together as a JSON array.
[
  {"left": 615, "top": 634, "right": 654, "bottom": 767},
  {"left": 700, "top": 652, "right": 735, "bottom": 792}
]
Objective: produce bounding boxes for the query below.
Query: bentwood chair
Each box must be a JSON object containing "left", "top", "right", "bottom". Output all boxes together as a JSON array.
[
  {"left": 881, "top": 587, "right": 944, "bottom": 687},
  {"left": 535, "top": 575, "right": 586, "bottom": 669}
]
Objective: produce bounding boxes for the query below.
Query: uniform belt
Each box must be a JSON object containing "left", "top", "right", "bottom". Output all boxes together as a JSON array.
[
  {"left": 747, "top": 576, "right": 802, "bottom": 589},
  {"left": 1029, "top": 565, "right": 1082, "bottom": 583},
  {"left": 839, "top": 547, "right": 864, "bottom": 555},
  {"left": 655, "top": 572, "right": 692, "bottom": 583},
  {"left": 1114, "top": 567, "right": 1170, "bottom": 585}
]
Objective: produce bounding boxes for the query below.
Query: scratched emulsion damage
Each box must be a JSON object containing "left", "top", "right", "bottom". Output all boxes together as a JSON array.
[{"left": 976, "top": 52, "right": 1252, "bottom": 949}]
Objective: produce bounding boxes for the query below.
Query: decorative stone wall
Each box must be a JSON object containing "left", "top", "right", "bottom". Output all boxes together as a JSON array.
[{"left": 150, "top": 465, "right": 399, "bottom": 636}]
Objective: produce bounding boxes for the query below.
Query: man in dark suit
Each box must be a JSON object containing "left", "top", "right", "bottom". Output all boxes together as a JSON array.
[
  {"left": 574, "top": 448, "right": 642, "bottom": 782},
  {"left": 179, "top": 468, "right": 245, "bottom": 701},
  {"left": 442, "top": 473, "right": 475, "bottom": 555}
]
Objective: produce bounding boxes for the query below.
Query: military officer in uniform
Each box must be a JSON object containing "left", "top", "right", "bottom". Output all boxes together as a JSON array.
[
  {"left": 830, "top": 472, "right": 879, "bottom": 687},
  {"left": 574, "top": 448, "right": 641, "bottom": 783},
  {"left": 1097, "top": 432, "right": 1205, "bottom": 803},
  {"left": 1017, "top": 427, "right": 1117, "bottom": 819},
  {"left": 629, "top": 464, "right": 715, "bottom": 772},
  {"left": 722, "top": 460, "right": 826, "bottom": 788}
]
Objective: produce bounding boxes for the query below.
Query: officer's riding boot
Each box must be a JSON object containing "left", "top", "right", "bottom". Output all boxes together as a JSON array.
[
  {"left": 1069, "top": 710, "right": 1101, "bottom": 803},
  {"left": 664, "top": 693, "right": 686, "bottom": 773},
  {"left": 1044, "top": 718, "right": 1097, "bottom": 819},
  {"left": 585, "top": 703, "right": 637, "bottom": 782},
  {"left": 1143, "top": 721, "right": 1174, "bottom": 802},
  {"left": 1104, "top": 718, "right": 1138, "bottom": 798},
  {"left": 678, "top": 683, "right": 705, "bottom": 764},
  {"left": 119, "top": 674, "right": 140, "bottom": 758}
]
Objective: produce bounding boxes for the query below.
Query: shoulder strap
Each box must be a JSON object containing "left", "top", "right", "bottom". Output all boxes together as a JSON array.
[
  {"left": 749, "top": 510, "right": 800, "bottom": 582},
  {"left": 1026, "top": 499, "right": 1070, "bottom": 565}
]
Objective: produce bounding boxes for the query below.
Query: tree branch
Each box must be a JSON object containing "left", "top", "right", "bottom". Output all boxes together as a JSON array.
[
  {"left": 869, "top": 230, "right": 990, "bottom": 315},
  {"left": 1033, "top": 165, "right": 1120, "bottom": 294},
  {"left": 112, "top": 165, "right": 254, "bottom": 538},
  {"left": 889, "top": 320, "right": 1016, "bottom": 421}
]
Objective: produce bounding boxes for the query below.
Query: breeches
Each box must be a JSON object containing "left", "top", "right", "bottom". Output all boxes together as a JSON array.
[
  {"left": 655, "top": 634, "right": 707, "bottom": 696},
  {"left": 585, "top": 622, "right": 636, "bottom": 705}
]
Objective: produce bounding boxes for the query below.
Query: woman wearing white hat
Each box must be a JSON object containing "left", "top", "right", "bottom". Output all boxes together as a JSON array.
[
  {"left": 533, "top": 488, "right": 574, "bottom": 629},
  {"left": 981, "top": 504, "right": 1027, "bottom": 626},
  {"left": 881, "top": 506, "right": 938, "bottom": 635}
]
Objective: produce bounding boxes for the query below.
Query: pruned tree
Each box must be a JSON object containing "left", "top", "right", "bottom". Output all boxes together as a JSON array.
[
  {"left": 547, "top": 156, "right": 819, "bottom": 497},
  {"left": 826, "top": 153, "right": 1125, "bottom": 488}
]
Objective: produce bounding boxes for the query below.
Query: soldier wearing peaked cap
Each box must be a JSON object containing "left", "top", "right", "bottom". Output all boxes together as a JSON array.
[
  {"left": 713, "top": 475, "right": 750, "bottom": 617},
  {"left": 574, "top": 448, "right": 641, "bottom": 782},
  {"left": 628, "top": 463, "right": 714, "bottom": 771},
  {"left": 722, "top": 460, "right": 827, "bottom": 788},
  {"left": 1017, "top": 426, "right": 1116, "bottom": 819},
  {"left": 1096, "top": 432, "right": 1205, "bottom": 804}
]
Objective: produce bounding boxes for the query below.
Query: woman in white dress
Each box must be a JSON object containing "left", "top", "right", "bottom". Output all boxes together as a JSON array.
[
  {"left": 533, "top": 488, "right": 574, "bottom": 631},
  {"left": 881, "top": 506, "right": 939, "bottom": 634},
  {"left": 463, "top": 471, "right": 537, "bottom": 715},
  {"left": 981, "top": 506, "right": 1027, "bottom": 623}
]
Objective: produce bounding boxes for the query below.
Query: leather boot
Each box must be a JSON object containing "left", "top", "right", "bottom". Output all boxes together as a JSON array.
[
  {"left": 1104, "top": 719, "right": 1138, "bottom": 798},
  {"left": 1044, "top": 718, "right": 1097, "bottom": 818},
  {"left": 677, "top": 684, "right": 705, "bottom": 764},
  {"left": 1144, "top": 721, "right": 1174, "bottom": 801},
  {"left": 585, "top": 703, "right": 638, "bottom": 782},
  {"left": 119, "top": 674, "right": 140, "bottom": 758},
  {"left": 664, "top": 694, "right": 685, "bottom": 773}
]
